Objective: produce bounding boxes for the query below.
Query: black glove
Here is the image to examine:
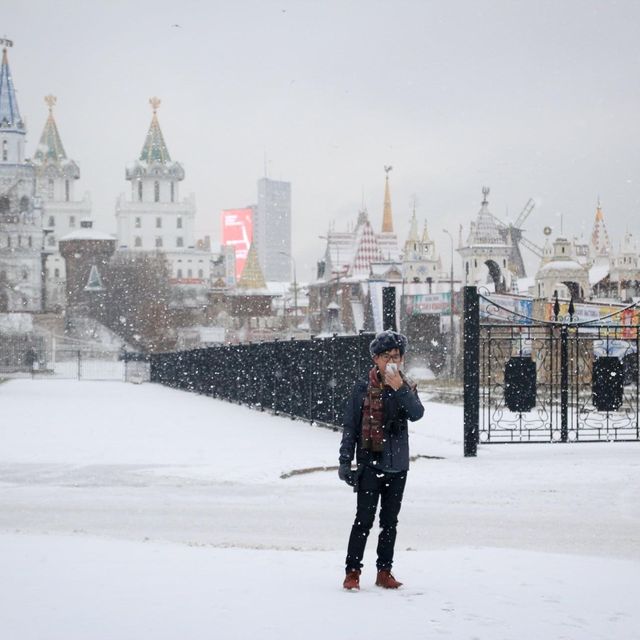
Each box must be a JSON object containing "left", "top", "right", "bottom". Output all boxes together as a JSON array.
[{"left": 338, "top": 462, "right": 357, "bottom": 487}]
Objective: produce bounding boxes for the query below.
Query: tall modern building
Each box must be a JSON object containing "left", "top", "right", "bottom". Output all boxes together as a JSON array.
[
  {"left": 0, "top": 43, "right": 44, "bottom": 312},
  {"left": 255, "top": 177, "right": 291, "bottom": 282}
]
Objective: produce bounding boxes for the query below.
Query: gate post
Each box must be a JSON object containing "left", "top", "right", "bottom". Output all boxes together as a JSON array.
[
  {"left": 560, "top": 325, "right": 569, "bottom": 442},
  {"left": 463, "top": 286, "right": 479, "bottom": 457},
  {"left": 382, "top": 286, "right": 397, "bottom": 331}
]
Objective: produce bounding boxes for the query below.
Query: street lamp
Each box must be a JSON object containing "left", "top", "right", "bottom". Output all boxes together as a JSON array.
[
  {"left": 278, "top": 251, "right": 298, "bottom": 326},
  {"left": 443, "top": 229, "right": 455, "bottom": 378}
]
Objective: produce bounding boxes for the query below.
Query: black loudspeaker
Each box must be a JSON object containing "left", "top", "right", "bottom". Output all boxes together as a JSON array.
[
  {"left": 592, "top": 357, "right": 624, "bottom": 412},
  {"left": 504, "top": 356, "right": 537, "bottom": 413}
]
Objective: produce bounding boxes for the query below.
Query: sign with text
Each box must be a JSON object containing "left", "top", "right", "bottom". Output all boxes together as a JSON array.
[
  {"left": 221, "top": 208, "right": 253, "bottom": 277},
  {"left": 405, "top": 292, "right": 451, "bottom": 315}
]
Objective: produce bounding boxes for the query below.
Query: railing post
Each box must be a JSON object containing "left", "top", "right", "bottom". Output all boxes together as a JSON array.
[
  {"left": 382, "top": 286, "right": 397, "bottom": 331},
  {"left": 560, "top": 325, "right": 569, "bottom": 443},
  {"left": 463, "top": 286, "right": 479, "bottom": 457}
]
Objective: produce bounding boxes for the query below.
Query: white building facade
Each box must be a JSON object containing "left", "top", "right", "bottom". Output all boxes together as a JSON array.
[
  {"left": 33, "top": 95, "right": 92, "bottom": 311},
  {"left": 0, "top": 44, "right": 43, "bottom": 312},
  {"left": 115, "top": 98, "right": 211, "bottom": 307}
]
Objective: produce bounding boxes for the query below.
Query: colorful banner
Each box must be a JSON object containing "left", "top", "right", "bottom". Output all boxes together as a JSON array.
[
  {"left": 405, "top": 292, "right": 451, "bottom": 315},
  {"left": 221, "top": 208, "right": 253, "bottom": 277},
  {"left": 480, "top": 295, "right": 533, "bottom": 324}
]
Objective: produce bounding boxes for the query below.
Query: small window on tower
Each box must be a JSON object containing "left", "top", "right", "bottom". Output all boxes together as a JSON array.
[
  {"left": 65, "top": 180, "right": 70, "bottom": 202},
  {"left": 156, "top": 217, "right": 162, "bottom": 229},
  {"left": 154, "top": 181, "right": 160, "bottom": 203},
  {"left": 54, "top": 268, "right": 60, "bottom": 278},
  {"left": 177, "top": 216, "right": 182, "bottom": 229},
  {"left": 2, "top": 139, "right": 7, "bottom": 161},
  {"left": 138, "top": 181, "right": 143, "bottom": 202},
  {"left": 171, "top": 182, "right": 175, "bottom": 203}
]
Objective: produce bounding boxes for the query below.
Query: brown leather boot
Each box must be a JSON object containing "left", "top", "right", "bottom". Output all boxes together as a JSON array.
[
  {"left": 375, "top": 569, "right": 403, "bottom": 589},
  {"left": 343, "top": 569, "right": 361, "bottom": 590}
]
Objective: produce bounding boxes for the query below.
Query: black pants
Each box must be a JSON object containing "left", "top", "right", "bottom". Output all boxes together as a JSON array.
[{"left": 345, "top": 466, "right": 407, "bottom": 572}]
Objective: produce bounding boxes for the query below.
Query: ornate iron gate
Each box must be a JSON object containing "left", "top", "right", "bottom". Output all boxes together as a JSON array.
[{"left": 463, "top": 286, "right": 640, "bottom": 456}]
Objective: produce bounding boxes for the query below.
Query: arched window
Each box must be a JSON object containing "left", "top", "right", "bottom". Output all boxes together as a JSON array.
[
  {"left": 22, "top": 268, "right": 29, "bottom": 280},
  {"left": 134, "top": 236, "right": 142, "bottom": 248},
  {"left": 154, "top": 181, "right": 160, "bottom": 203}
]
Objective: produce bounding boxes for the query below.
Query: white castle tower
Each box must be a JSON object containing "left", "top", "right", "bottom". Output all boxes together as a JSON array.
[
  {"left": 0, "top": 42, "right": 44, "bottom": 312},
  {"left": 33, "top": 95, "right": 92, "bottom": 311},
  {"left": 458, "top": 187, "right": 514, "bottom": 293},
  {"left": 115, "top": 98, "right": 210, "bottom": 307}
]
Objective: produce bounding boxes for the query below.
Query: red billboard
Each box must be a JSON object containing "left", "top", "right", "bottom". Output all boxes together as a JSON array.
[{"left": 221, "top": 208, "right": 253, "bottom": 277}]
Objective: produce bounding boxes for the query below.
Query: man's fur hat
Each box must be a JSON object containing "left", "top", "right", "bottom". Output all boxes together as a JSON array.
[{"left": 369, "top": 330, "right": 408, "bottom": 357}]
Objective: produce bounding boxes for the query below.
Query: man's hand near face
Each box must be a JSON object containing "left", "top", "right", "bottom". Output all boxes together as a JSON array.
[{"left": 384, "top": 366, "right": 404, "bottom": 391}]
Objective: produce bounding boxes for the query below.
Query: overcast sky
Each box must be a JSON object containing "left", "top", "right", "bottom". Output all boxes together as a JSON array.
[{"left": 5, "top": 0, "right": 640, "bottom": 280}]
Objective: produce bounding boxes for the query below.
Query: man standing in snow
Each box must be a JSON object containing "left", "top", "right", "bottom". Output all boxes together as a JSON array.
[{"left": 338, "top": 330, "right": 424, "bottom": 590}]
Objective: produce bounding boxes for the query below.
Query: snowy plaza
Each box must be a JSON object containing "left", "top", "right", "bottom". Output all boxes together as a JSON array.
[{"left": 0, "top": 378, "right": 639, "bottom": 639}]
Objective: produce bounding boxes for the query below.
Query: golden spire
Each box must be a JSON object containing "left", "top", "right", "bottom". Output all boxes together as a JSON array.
[
  {"left": 44, "top": 94, "right": 57, "bottom": 112},
  {"left": 595, "top": 196, "right": 603, "bottom": 222},
  {"left": 149, "top": 96, "right": 161, "bottom": 114},
  {"left": 381, "top": 165, "right": 394, "bottom": 233},
  {"left": 237, "top": 243, "right": 267, "bottom": 290}
]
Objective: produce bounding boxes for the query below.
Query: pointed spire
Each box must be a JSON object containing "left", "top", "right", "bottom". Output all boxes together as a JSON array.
[
  {"left": 407, "top": 207, "right": 419, "bottom": 243},
  {"left": 381, "top": 165, "right": 394, "bottom": 233},
  {"left": 590, "top": 199, "right": 611, "bottom": 258},
  {"left": 422, "top": 219, "right": 431, "bottom": 243},
  {"left": 84, "top": 264, "right": 105, "bottom": 292},
  {"left": 0, "top": 45, "right": 24, "bottom": 131},
  {"left": 139, "top": 97, "right": 172, "bottom": 164},
  {"left": 34, "top": 95, "right": 67, "bottom": 163},
  {"left": 237, "top": 243, "right": 267, "bottom": 290}
]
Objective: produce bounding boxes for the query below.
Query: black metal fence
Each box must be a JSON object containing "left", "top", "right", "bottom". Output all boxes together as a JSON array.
[
  {"left": 148, "top": 333, "right": 375, "bottom": 427},
  {"left": 463, "top": 286, "right": 640, "bottom": 456}
]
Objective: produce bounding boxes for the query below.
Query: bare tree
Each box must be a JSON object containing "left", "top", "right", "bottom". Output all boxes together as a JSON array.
[{"left": 100, "top": 251, "right": 176, "bottom": 353}]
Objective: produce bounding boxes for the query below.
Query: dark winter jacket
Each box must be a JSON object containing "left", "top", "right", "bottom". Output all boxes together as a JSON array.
[{"left": 339, "top": 375, "right": 424, "bottom": 473}]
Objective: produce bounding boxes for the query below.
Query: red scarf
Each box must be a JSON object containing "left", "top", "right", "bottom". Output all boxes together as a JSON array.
[{"left": 361, "top": 367, "right": 387, "bottom": 452}]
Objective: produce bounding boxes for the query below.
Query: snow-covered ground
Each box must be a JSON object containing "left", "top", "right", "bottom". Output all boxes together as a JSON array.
[{"left": 1, "top": 379, "right": 639, "bottom": 639}]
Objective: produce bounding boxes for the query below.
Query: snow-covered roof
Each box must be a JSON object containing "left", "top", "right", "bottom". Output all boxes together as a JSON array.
[
  {"left": 589, "top": 263, "right": 610, "bottom": 285},
  {"left": 59, "top": 228, "right": 115, "bottom": 242},
  {"left": 538, "top": 260, "right": 585, "bottom": 273}
]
